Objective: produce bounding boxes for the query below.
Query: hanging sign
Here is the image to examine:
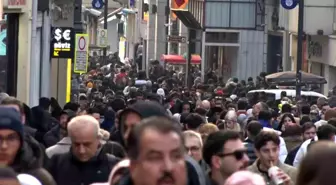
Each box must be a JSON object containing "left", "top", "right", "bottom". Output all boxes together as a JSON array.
[
  {"left": 92, "top": 0, "right": 104, "bottom": 10},
  {"left": 97, "top": 28, "right": 108, "bottom": 47},
  {"left": 50, "top": 27, "right": 74, "bottom": 58},
  {"left": 281, "top": 0, "right": 298, "bottom": 10},
  {"left": 74, "top": 34, "right": 89, "bottom": 73}
]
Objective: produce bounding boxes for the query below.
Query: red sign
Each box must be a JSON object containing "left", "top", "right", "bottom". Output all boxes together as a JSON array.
[
  {"left": 8, "top": 0, "right": 26, "bottom": 6},
  {"left": 78, "top": 36, "right": 86, "bottom": 50}
]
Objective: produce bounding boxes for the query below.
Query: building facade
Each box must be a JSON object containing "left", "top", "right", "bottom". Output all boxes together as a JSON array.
[{"left": 201, "top": 0, "right": 267, "bottom": 82}]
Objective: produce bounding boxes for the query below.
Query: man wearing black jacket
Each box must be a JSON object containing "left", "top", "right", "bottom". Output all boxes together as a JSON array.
[
  {"left": 117, "top": 101, "right": 209, "bottom": 185},
  {"left": 47, "top": 115, "right": 119, "bottom": 185}
]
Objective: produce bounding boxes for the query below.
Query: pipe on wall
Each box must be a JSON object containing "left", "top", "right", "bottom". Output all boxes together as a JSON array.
[
  {"left": 40, "top": 10, "right": 51, "bottom": 98},
  {"left": 29, "top": 0, "right": 40, "bottom": 107}
]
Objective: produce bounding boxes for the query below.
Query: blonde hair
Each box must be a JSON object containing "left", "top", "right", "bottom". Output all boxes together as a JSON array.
[
  {"left": 183, "top": 130, "right": 203, "bottom": 146},
  {"left": 199, "top": 123, "right": 219, "bottom": 141},
  {"left": 67, "top": 115, "right": 100, "bottom": 137}
]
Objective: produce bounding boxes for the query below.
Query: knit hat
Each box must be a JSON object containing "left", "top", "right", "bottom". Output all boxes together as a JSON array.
[{"left": 0, "top": 107, "right": 24, "bottom": 143}]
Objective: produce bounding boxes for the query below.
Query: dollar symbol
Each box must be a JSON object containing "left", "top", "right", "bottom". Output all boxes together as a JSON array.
[{"left": 54, "top": 28, "right": 62, "bottom": 41}]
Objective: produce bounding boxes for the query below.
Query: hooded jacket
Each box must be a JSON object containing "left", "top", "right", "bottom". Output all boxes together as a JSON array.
[
  {"left": 43, "top": 125, "right": 62, "bottom": 148},
  {"left": 11, "top": 134, "right": 56, "bottom": 185},
  {"left": 118, "top": 101, "right": 170, "bottom": 146},
  {"left": 115, "top": 155, "right": 208, "bottom": 185},
  {"left": 117, "top": 101, "right": 209, "bottom": 185}
]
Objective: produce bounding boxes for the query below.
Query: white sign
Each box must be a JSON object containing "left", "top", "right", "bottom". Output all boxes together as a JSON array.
[
  {"left": 54, "top": 28, "right": 71, "bottom": 50},
  {"left": 97, "top": 29, "right": 108, "bottom": 47},
  {"left": 74, "top": 34, "right": 89, "bottom": 73}
]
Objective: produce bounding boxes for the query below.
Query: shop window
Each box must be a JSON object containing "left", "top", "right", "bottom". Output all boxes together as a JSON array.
[
  {"left": 0, "top": 14, "right": 7, "bottom": 92},
  {"left": 205, "top": 32, "right": 239, "bottom": 43}
]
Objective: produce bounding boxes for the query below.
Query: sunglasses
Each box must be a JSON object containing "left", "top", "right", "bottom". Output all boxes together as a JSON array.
[{"left": 216, "top": 149, "right": 248, "bottom": 160}]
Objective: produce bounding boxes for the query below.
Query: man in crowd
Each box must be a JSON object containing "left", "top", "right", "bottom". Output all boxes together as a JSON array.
[
  {"left": 185, "top": 113, "right": 205, "bottom": 132},
  {"left": 43, "top": 109, "right": 76, "bottom": 147},
  {"left": 293, "top": 124, "right": 336, "bottom": 167},
  {"left": 117, "top": 101, "right": 208, "bottom": 185},
  {"left": 0, "top": 97, "right": 37, "bottom": 137},
  {"left": 244, "top": 121, "right": 263, "bottom": 165},
  {"left": 87, "top": 107, "right": 101, "bottom": 122},
  {"left": 203, "top": 131, "right": 249, "bottom": 185},
  {"left": 47, "top": 115, "right": 119, "bottom": 185},
  {"left": 183, "top": 130, "right": 209, "bottom": 172},
  {"left": 285, "top": 122, "right": 316, "bottom": 165},
  {"left": 125, "top": 117, "right": 187, "bottom": 185},
  {"left": 248, "top": 131, "right": 297, "bottom": 185},
  {"left": 0, "top": 107, "right": 55, "bottom": 185}
]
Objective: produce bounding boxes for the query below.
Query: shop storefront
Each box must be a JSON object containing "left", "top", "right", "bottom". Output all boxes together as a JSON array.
[
  {"left": 1, "top": 0, "right": 32, "bottom": 103},
  {"left": 308, "top": 35, "right": 336, "bottom": 94},
  {"left": 0, "top": 13, "right": 19, "bottom": 96}
]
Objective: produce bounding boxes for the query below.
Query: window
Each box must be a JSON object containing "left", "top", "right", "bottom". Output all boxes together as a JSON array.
[
  {"left": 205, "top": 0, "right": 257, "bottom": 29},
  {"left": 205, "top": 32, "right": 239, "bottom": 43},
  {"left": 0, "top": 14, "right": 7, "bottom": 92}
]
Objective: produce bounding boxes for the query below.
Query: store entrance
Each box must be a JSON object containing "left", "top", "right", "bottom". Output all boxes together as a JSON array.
[{"left": 0, "top": 13, "right": 19, "bottom": 95}]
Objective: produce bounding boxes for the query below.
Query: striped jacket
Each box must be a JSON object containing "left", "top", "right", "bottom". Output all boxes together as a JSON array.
[{"left": 244, "top": 138, "right": 257, "bottom": 165}]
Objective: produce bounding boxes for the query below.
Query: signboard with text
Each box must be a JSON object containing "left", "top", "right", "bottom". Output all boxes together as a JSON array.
[
  {"left": 97, "top": 28, "right": 108, "bottom": 47},
  {"left": 167, "top": 35, "right": 186, "bottom": 43},
  {"left": 50, "top": 27, "right": 74, "bottom": 58},
  {"left": 74, "top": 34, "right": 89, "bottom": 73}
]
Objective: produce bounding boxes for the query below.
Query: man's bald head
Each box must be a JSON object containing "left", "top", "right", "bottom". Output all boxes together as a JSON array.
[
  {"left": 252, "top": 102, "right": 269, "bottom": 117},
  {"left": 201, "top": 100, "right": 211, "bottom": 110}
]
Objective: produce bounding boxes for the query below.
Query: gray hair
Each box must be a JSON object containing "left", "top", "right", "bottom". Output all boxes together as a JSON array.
[
  {"left": 67, "top": 115, "right": 100, "bottom": 137},
  {"left": 225, "top": 110, "right": 237, "bottom": 120}
]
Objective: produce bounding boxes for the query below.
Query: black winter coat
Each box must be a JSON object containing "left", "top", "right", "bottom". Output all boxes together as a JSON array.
[
  {"left": 11, "top": 134, "right": 56, "bottom": 185},
  {"left": 47, "top": 150, "right": 119, "bottom": 185},
  {"left": 43, "top": 125, "right": 61, "bottom": 148}
]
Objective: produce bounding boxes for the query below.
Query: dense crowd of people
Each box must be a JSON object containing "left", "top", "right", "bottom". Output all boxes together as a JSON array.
[{"left": 1, "top": 58, "right": 336, "bottom": 185}]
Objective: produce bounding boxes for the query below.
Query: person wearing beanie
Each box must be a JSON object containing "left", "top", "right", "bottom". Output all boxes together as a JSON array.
[{"left": 0, "top": 107, "right": 56, "bottom": 185}]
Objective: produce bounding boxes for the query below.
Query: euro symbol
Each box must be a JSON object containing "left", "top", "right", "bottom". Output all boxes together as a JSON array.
[{"left": 63, "top": 30, "right": 71, "bottom": 41}]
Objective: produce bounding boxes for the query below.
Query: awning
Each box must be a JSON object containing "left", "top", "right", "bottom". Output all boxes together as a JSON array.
[
  {"left": 171, "top": 9, "right": 202, "bottom": 30},
  {"left": 266, "top": 71, "right": 327, "bottom": 85},
  {"left": 161, "top": 54, "right": 201, "bottom": 64}
]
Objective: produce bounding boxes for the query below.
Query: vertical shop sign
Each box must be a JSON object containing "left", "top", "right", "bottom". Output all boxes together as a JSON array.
[
  {"left": 74, "top": 34, "right": 89, "bottom": 73},
  {"left": 50, "top": 27, "right": 74, "bottom": 58}
]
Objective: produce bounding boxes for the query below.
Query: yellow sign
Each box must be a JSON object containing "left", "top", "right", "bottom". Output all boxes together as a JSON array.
[
  {"left": 53, "top": 51, "right": 59, "bottom": 56},
  {"left": 74, "top": 34, "right": 89, "bottom": 73}
]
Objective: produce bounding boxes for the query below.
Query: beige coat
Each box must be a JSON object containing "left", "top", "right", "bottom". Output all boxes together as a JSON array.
[{"left": 248, "top": 159, "right": 297, "bottom": 185}]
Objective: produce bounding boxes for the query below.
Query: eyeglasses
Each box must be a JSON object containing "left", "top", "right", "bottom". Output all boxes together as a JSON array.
[
  {"left": 185, "top": 146, "right": 201, "bottom": 152},
  {"left": 0, "top": 134, "right": 20, "bottom": 146},
  {"left": 216, "top": 149, "right": 248, "bottom": 160}
]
